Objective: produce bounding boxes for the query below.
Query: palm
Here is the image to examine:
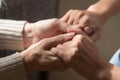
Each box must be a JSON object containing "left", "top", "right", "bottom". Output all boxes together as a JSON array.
[{"left": 32, "top": 19, "right": 67, "bottom": 44}]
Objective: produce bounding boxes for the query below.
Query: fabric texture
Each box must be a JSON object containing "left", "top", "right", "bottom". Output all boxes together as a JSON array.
[
  {"left": 0, "top": 52, "right": 27, "bottom": 80},
  {"left": 0, "top": 0, "right": 58, "bottom": 80},
  {"left": 0, "top": 19, "right": 26, "bottom": 50},
  {"left": 0, "top": 19, "right": 27, "bottom": 80},
  {"left": 0, "top": 0, "right": 58, "bottom": 57}
]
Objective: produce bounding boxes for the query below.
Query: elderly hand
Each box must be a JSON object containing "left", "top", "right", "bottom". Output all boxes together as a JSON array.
[
  {"left": 50, "top": 30, "right": 110, "bottom": 79},
  {"left": 23, "top": 18, "right": 69, "bottom": 48},
  {"left": 61, "top": 9, "right": 107, "bottom": 42},
  {"left": 20, "top": 32, "right": 75, "bottom": 72}
]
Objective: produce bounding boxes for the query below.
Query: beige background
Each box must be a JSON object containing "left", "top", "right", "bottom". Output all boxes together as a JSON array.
[{"left": 48, "top": 0, "right": 120, "bottom": 80}]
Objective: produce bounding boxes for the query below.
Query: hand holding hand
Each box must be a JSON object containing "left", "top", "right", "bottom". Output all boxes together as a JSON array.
[
  {"left": 20, "top": 32, "right": 75, "bottom": 72},
  {"left": 61, "top": 9, "right": 107, "bottom": 41},
  {"left": 23, "top": 18, "right": 69, "bottom": 48},
  {"left": 51, "top": 30, "right": 107, "bottom": 79}
]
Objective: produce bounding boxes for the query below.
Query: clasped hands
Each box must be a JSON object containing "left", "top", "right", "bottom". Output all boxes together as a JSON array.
[{"left": 20, "top": 9, "right": 107, "bottom": 79}]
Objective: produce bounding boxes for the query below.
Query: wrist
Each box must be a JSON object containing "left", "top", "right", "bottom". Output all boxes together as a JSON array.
[
  {"left": 20, "top": 49, "right": 38, "bottom": 73},
  {"left": 23, "top": 22, "right": 33, "bottom": 48},
  {"left": 91, "top": 61, "right": 112, "bottom": 80},
  {"left": 20, "top": 50, "right": 32, "bottom": 73},
  {"left": 87, "top": 4, "right": 109, "bottom": 22}
]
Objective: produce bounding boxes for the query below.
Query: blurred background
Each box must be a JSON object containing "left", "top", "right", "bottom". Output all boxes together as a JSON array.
[
  {"left": 2, "top": 0, "right": 119, "bottom": 80},
  {"left": 47, "top": 0, "right": 120, "bottom": 80}
]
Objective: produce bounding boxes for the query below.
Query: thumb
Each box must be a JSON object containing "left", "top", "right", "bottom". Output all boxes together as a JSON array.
[
  {"left": 56, "top": 20, "right": 69, "bottom": 33},
  {"left": 42, "top": 32, "right": 75, "bottom": 50}
]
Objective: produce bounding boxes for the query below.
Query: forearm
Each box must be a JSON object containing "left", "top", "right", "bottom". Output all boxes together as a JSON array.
[
  {"left": 71, "top": 55, "right": 120, "bottom": 80},
  {"left": 96, "top": 63, "right": 120, "bottom": 80},
  {"left": 0, "top": 19, "right": 26, "bottom": 50},
  {"left": 80, "top": 61, "right": 120, "bottom": 80},
  {"left": 0, "top": 52, "right": 27, "bottom": 80},
  {"left": 87, "top": 0, "right": 120, "bottom": 21},
  {"left": 71, "top": 58, "right": 112, "bottom": 80}
]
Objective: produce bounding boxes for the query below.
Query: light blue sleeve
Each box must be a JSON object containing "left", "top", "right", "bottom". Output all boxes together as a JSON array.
[{"left": 109, "top": 49, "right": 120, "bottom": 67}]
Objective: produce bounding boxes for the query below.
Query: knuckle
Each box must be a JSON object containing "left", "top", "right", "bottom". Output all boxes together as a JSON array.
[
  {"left": 80, "top": 10, "right": 85, "bottom": 15},
  {"left": 69, "top": 9, "right": 74, "bottom": 12},
  {"left": 51, "top": 18, "right": 59, "bottom": 24},
  {"left": 72, "top": 41, "right": 78, "bottom": 47},
  {"left": 57, "top": 44, "right": 62, "bottom": 48},
  {"left": 73, "top": 35, "right": 86, "bottom": 46},
  {"left": 51, "top": 18, "right": 60, "bottom": 27},
  {"left": 72, "top": 47, "right": 79, "bottom": 55},
  {"left": 51, "top": 48, "right": 59, "bottom": 56},
  {"left": 78, "top": 12, "right": 84, "bottom": 16},
  {"left": 77, "top": 35, "right": 86, "bottom": 42},
  {"left": 51, "top": 47, "right": 56, "bottom": 51},
  {"left": 52, "top": 18, "right": 58, "bottom": 21}
]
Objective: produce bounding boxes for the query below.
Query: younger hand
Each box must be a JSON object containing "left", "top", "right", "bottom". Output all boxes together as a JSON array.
[{"left": 61, "top": 10, "right": 106, "bottom": 41}]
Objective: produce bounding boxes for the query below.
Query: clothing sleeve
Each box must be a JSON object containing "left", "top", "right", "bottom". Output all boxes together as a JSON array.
[
  {"left": 109, "top": 49, "right": 120, "bottom": 67},
  {"left": 0, "top": 52, "right": 27, "bottom": 80},
  {"left": 0, "top": 19, "right": 26, "bottom": 51}
]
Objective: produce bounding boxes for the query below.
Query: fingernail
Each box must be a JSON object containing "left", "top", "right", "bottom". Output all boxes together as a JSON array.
[
  {"left": 84, "top": 27, "right": 94, "bottom": 36},
  {"left": 65, "top": 32, "right": 75, "bottom": 41}
]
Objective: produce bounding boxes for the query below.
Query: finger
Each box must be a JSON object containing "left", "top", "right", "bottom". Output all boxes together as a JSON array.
[
  {"left": 60, "top": 10, "right": 72, "bottom": 22},
  {"left": 72, "top": 31, "right": 94, "bottom": 44},
  {"left": 68, "top": 25, "right": 95, "bottom": 43},
  {"left": 50, "top": 47, "right": 66, "bottom": 61},
  {"left": 68, "top": 25, "right": 88, "bottom": 36},
  {"left": 68, "top": 25, "right": 94, "bottom": 36},
  {"left": 61, "top": 10, "right": 75, "bottom": 25},
  {"left": 67, "top": 15, "right": 74, "bottom": 25},
  {"left": 83, "top": 26, "right": 94, "bottom": 36},
  {"left": 41, "top": 51, "right": 68, "bottom": 71},
  {"left": 73, "top": 12, "right": 84, "bottom": 25},
  {"left": 78, "top": 15, "right": 90, "bottom": 27},
  {"left": 42, "top": 32, "right": 75, "bottom": 50},
  {"left": 50, "top": 45, "right": 72, "bottom": 62},
  {"left": 57, "top": 20, "right": 69, "bottom": 33},
  {"left": 72, "top": 34, "right": 84, "bottom": 42}
]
